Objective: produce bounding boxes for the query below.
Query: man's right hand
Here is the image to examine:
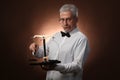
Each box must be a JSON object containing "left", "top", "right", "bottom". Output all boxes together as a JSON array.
[{"left": 29, "top": 42, "right": 39, "bottom": 53}]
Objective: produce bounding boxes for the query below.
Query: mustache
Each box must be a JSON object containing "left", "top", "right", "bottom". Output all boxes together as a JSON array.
[{"left": 63, "top": 25, "right": 69, "bottom": 27}]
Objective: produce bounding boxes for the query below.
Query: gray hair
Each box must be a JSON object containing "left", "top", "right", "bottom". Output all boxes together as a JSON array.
[{"left": 59, "top": 4, "right": 78, "bottom": 17}]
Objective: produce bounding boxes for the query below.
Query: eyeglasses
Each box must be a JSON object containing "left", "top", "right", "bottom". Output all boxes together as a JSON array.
[{"left": 59, "top": 18, "right": 73, "bottom": 23}]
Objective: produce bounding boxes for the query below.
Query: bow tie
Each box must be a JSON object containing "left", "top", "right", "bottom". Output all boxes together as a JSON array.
[{"left": 60, "top": 31, "right": 71, "bottom": 37}]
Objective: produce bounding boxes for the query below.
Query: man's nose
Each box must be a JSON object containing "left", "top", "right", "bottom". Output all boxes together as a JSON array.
[{"left": 63, "top": 19, "right": 68, "bottom": 25}]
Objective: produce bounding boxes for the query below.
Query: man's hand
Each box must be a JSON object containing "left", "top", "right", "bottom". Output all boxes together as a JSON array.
[
  {"left": 29, "top": 37, "right": 43, "bottom": 53},
  {"left": 41, "top": 64, "right": 57, "bottom": 71},
  {"left": 29, "top": 42, "right": 39, "bottom": 53}
]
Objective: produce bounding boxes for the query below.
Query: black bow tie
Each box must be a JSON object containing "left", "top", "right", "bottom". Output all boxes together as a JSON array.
[{"left": 60, "top": 31, "right": 71, "bottom": 37}]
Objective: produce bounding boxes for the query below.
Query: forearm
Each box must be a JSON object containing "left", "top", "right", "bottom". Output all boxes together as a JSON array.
[
  {"left": 54, "top": 62, "right": 82, "bottom": 73},
  {"left": 33, "top": 46, "right": 44, "bottom": 58},
  {"left": 54, "top": 38, "right": 89, "bottom": 73}
]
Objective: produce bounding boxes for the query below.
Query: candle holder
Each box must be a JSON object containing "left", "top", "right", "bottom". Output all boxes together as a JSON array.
[{"left": 29, "top": 35, "right": 61, "bottom": 67}]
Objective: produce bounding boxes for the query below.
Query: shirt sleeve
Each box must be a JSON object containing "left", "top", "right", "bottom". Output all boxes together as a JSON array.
[
  {"left": 33, "top": 46, "right": 49, "bottom": 58},
  {"left": 54, "top": 37, "right": 90, "bottom": 73},
  {"left": 33, "top": 46, "right": 44, "bottom": 58}
]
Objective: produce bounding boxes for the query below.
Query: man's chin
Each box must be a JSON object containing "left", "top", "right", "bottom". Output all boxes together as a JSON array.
[
  {"left": 63, "top": 27, "right": 70, "bottom": 32},
  {"left": 64, "top": 29, "right": 71, "bottom": 32}
]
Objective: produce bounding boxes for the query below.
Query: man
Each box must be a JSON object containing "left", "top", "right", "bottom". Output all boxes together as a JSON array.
[{"left": 29, "top": 4, "right": 90, "bottom": 80}]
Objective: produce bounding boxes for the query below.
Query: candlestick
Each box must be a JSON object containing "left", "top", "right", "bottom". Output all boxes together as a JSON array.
[
  {"left": 29, "top": 35, "right": 61, "bottom": 67},
  {"left": 43, "top": 37, "right": 47, "bottom": 61}
]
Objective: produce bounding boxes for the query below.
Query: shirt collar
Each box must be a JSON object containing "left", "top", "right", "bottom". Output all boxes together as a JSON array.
[{"left": 69, "top": 27, "right": 79, "bottom": 35}]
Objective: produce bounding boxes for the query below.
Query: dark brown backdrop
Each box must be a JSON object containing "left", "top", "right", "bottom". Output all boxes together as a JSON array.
[{"left": 1, "top": 0, "right": 119, "bottom": 80}]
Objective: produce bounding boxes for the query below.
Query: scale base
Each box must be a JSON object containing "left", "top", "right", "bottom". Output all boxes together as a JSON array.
[{"left": 29, "top": 59, "right": 61, "bottom": 66}]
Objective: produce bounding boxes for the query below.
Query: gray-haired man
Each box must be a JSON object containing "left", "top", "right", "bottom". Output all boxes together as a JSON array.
[{"left": 29, "top": 4, "right": 90, "bottom": 80}]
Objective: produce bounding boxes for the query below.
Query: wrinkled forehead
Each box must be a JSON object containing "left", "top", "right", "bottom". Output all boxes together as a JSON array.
[{"left": 60, "top": 11, "right": 73, "bottom": 18}]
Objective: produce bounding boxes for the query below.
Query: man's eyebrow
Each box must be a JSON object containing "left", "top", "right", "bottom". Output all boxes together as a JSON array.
[{"left": 59, "top": 17, "right": 72, "bottom": 19}]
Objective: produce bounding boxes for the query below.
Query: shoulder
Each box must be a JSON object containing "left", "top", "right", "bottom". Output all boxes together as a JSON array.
[
  {"left": 74, "top": 32, "right": 89, "bottom": 48},
  {"left": 48, "top": 32, "right": 61, "bottom": 42},
  {"left": 74, "top": 30, "right": 88, "bottom": 41},
  {"left": 53, "top": 32, "right": 61, "bottom": 37},
  {"left": 79, "top": 31, "right": 87, "bottom": 39},
  {"left": 51, "top": 32, "right": 61, "bottom": 39}
]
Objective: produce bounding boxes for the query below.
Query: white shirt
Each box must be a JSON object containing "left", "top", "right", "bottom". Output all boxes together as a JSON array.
[{"left": 35, "top": 27, "right": 90, "bottom": 80}]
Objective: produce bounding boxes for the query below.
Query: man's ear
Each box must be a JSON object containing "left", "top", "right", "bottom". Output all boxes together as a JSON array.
[
  {"left": 76, "top": 17, "right": 78, "bottom": 22},
  {"left": 74, "top": 17, "right": 78, "bottom": 23}
]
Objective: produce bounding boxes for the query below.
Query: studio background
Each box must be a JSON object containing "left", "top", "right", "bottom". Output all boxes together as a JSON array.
[{"left": 1, "top": 0, "right": 119, "bottom": 80}]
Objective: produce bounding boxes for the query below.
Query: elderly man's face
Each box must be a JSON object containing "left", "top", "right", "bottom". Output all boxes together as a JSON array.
[{"left": 59, "top": 11, "right": 78, "bottom": 32}]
